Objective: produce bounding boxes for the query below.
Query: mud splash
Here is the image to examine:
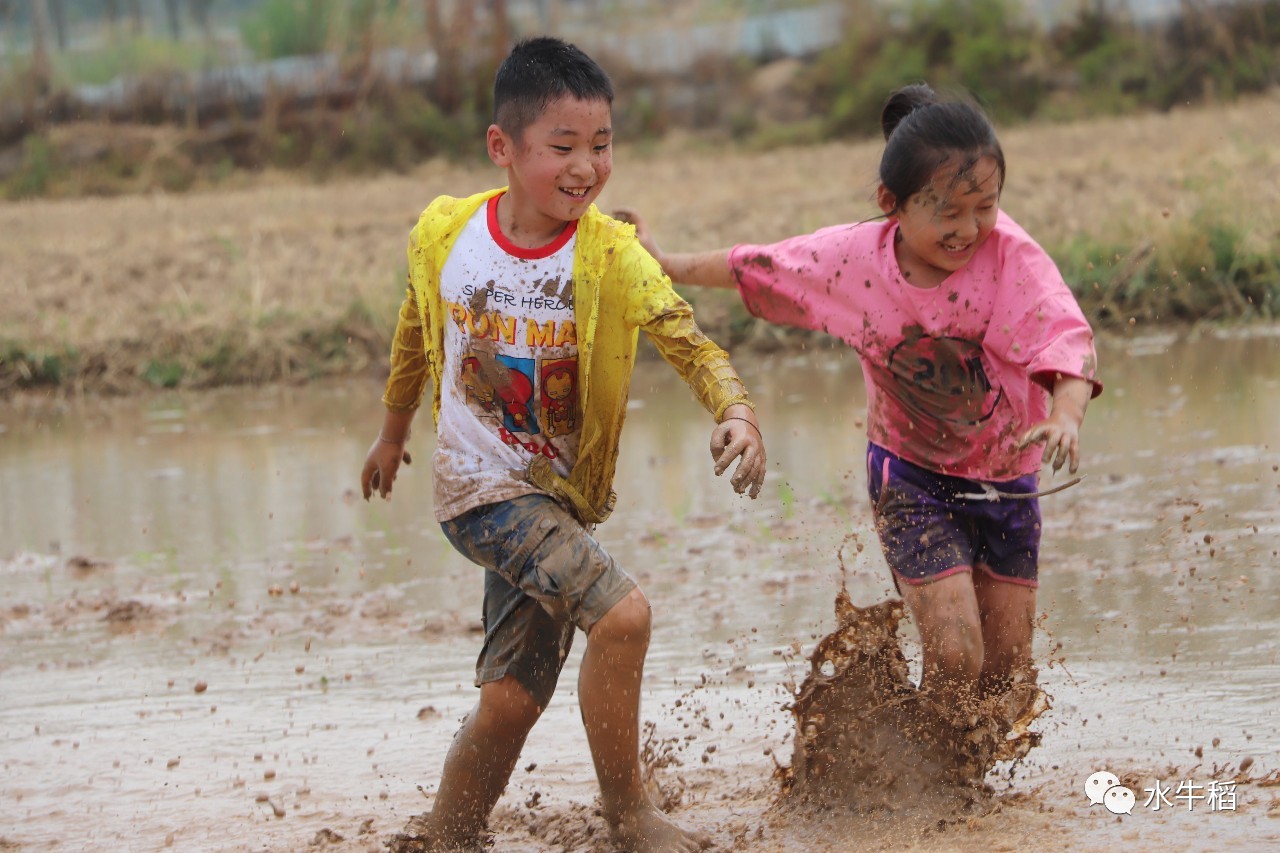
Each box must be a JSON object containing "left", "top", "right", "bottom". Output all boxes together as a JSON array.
[{"left": 781, "top": 578, "right": 1049, "bottom": 816}]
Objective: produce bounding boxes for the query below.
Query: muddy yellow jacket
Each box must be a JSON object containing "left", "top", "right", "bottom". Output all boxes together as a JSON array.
[{"left": 382, "top": 187, "right": 751, "bottom": 524}]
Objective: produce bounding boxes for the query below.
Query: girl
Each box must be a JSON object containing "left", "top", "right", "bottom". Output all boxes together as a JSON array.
[{"left": 619, "top": 83, "right": 1100, "bottom": 705}]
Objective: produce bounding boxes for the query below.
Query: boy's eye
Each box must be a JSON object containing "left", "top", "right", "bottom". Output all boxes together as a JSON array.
[
  {"left": 593, "top": 143, "right": 611, "bottom": 152},
  {"left": 551, "top": 145, "right": 572, "bottom": 153}
]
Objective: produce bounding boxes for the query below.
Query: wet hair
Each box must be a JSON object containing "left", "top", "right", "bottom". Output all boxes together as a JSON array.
[
  {"left": 878, "top": 83, "right": 1005, "bottom": 215},
  {"left": 493, "top": 37, "right": 614, "bottom": 142}
]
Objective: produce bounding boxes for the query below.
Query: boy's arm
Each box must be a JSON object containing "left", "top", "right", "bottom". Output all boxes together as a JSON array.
[
  {"left": 643, "top": 300, "right": 767, "bottom": 498},
  {"left": 612, "top": 209, "right": 765, "bottom": 495},
  {"left": 382, "top": 285, "right": 430, "bottom": 412},
  {"left": 363, "top": 288, "right": 427, "bottom": 500},
  {"left": 362, "top": 408, "right": 415, "bottom": 500},
  {"left": 614, "top": 208, "right": 735, "bottom": 288},
  {"left": 1018, "top": 375, "right": 1092, "bottom": 474}
]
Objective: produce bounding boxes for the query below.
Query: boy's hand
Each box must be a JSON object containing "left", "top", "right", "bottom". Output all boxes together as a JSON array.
[
  {"left": 613, "top": 208, "right": 662, "bottom": 263},
  {"left": 711, "top": 404, "right": 766, "bottom": 498},
  {"left": 361, "top": 437, "right": 413, "bottom": 501}
]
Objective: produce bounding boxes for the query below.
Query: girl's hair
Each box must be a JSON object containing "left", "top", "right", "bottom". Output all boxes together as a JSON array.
[
  {"left": 493, "top": 37, "right": 614, "bottom": 142},
  {"left": 878, "top": 83, "right": 1005, "bottom": 214}
]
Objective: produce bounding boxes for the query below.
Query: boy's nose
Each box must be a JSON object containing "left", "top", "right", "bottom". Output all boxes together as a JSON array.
[{"left": 566, "top": 154, "right": 593, "bottom": 180}]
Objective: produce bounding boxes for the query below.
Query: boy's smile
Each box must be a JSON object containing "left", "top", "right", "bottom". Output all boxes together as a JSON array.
[
  {"left": 487, "top": 96, "right": 613, "bottom": 248},
  {"left": 879, "top": 154, "right": 1002, "bottom": 289}
]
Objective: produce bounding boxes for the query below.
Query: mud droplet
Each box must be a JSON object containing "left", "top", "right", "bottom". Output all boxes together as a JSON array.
[{"left": 193, "top": 681, "right": 208, "bottom": 694}]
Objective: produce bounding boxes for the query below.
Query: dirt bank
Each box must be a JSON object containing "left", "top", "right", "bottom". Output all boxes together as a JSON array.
[{"left": 3, "top": 92, "right": 1279, "bottom": 396}]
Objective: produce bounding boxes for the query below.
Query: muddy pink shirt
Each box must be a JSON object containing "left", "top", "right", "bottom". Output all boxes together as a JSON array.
[{"left": 729, "top": 211, "right": 1099, "bottom": 481}]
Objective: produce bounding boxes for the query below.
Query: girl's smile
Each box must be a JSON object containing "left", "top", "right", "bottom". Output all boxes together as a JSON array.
[{"left": 880, "top": 154, "right": 1002, "bottom": 288}]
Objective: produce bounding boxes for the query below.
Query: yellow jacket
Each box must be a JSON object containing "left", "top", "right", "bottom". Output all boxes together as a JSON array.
[{"left": 382, "top": 187, "right": 752, "bottom": 524}]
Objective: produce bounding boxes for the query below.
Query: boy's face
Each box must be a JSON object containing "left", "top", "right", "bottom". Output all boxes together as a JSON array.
[
  {"left": 878, "top": 154, "right": 1001, "bottom": 287},
  {"left": 487, "top": 96, "right": 613, "bottom": 235}
]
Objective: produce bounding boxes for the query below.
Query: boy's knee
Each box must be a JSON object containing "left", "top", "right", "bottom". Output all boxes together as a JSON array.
[
  {"left": 590, "top": 587, "right": 651, "bottom": 643},
  {"left": 476, "top": 676, "right": 544, "bottom": 732}
]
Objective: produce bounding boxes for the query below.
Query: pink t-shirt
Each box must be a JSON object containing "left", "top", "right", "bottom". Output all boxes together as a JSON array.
[{"left": 729, "top": 211, "right": 1099, "bottom": 481}]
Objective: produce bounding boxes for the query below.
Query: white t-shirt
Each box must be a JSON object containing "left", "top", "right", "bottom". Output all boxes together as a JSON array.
[{"left": 432, "top": 194, "right": 582, "bottom": 521}]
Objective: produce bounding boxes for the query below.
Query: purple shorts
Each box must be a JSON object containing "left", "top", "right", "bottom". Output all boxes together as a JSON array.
[{"left": 866, "top": 443, "right": 1041, "bottom": 587}]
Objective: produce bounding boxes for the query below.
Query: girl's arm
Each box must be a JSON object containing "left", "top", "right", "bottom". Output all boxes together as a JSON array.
[{"left": 614, "top": 208, "right": 736, "bottom": 289}]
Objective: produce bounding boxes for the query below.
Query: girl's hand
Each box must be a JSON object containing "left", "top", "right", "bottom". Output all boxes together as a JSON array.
[
  {"left": 710, "top": 404, "right": 766, "bottom": 498},
  {"left": 1020, "top": 375, "right": 1093, "bottom": 474},
  {"left": 613, "top": 208, "right": 662, "bottom": 263},
  {"left": 615, "top": 209, "right": 737, "bottom": 289},
  {"left": 1018, "top": 413, "right": 1079, "bottom": 474},
  {"left": 361, "top": 437, "right": 413, "bottom": 501}
]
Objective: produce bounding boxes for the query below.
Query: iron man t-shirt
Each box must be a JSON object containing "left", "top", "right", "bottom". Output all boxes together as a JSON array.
[{"left": 432, "top": 194, "right": 581, "bottom": 521}]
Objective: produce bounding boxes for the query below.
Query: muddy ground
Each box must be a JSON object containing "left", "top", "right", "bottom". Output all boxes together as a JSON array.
[{"left": 3, "top": 91, "right": 1280, "bottom": 851}]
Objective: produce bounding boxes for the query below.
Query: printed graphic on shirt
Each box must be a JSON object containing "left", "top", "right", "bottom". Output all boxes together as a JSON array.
[
  {"left": 541, "top": 358, "right": 578, "bottom": 438},
  {"left": 448, "top": 307, "right": 578, "bottom": 463},
  {"left": 885, "top": 332, "right": 1002, "bottom": 428}
]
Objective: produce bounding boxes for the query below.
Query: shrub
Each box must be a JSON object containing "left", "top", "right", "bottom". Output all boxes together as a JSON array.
[{"left": 241, "top": 0, "right": 334, "bottom": 60}]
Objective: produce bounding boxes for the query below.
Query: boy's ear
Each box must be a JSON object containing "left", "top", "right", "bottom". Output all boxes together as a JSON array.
[
  {"left": 487, "top": 124, "right": 514, "bottom": 167},
  {"left": 876, "top": 184, "right": 898, "bottom": 218}
]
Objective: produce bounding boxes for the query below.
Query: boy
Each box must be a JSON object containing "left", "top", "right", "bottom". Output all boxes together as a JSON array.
[{"left": 360, "top": 37, "right": 765, "bottom": 852}]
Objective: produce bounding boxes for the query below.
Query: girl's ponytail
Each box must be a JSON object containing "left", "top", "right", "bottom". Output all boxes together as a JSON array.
[{"left": 880, "top": 83, "right": 938, "bottom": 141}]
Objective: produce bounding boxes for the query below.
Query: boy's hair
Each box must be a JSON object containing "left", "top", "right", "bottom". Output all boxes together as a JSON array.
[
  {"left": 493, "top": 37, "right": 614, "bottom": 142},
  {"left": 878, "top": 83, "right": 1006, "bottom": 214}
]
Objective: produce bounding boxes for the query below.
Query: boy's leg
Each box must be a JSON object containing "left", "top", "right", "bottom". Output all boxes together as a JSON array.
[
  {"left": 395, "top": 498, "right": 578, "bottom": 850},
  {"left": 402, "top": 675, "right": 543, "bottom": 849},
  {"left": 579, "top": 587, "right": 711, "bottom": 852},
  {"left": 424, "top": 495, "right": 707, "bottom": 851},
  {"left": 972, "top": 569, "right": 1036, "bottom": 695}
]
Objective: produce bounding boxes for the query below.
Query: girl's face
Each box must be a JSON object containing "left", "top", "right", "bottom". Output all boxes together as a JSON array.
[
  {"left": 878, "top": 154, "right": 1001, "bottom": 288},
  {"left": 487, "top": 95, "right": 613, "bottom": 243}
]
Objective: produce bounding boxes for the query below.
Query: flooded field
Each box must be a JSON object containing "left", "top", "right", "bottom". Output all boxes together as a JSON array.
[{"left": 2, "top": 331, "right": 1279, "bottom": 851}]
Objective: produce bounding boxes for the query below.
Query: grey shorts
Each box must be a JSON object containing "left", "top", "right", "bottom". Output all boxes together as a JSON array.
[{"left": 440, "top": 493, "right": 637, "bottom": 710}]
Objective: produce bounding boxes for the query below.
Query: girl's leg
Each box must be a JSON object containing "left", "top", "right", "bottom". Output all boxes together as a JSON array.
[
  {"left": 972, "top": 569, "right": 1036, "bottom": 696},
  {"left": 897, "top": 570, "right": 984, "bottom": 703}
]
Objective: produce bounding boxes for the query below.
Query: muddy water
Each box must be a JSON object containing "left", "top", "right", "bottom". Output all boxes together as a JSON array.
[{"left": 2, "top": 331, "right": 1279, "bottom": 851}]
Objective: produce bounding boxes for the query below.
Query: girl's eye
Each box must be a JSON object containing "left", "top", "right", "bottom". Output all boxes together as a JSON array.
[
  {"left": 593, "top": 143, "right": 611, "bottom": 153},
  {"left": 551, "top": 146, "right": 572, "bottom": 153}
]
